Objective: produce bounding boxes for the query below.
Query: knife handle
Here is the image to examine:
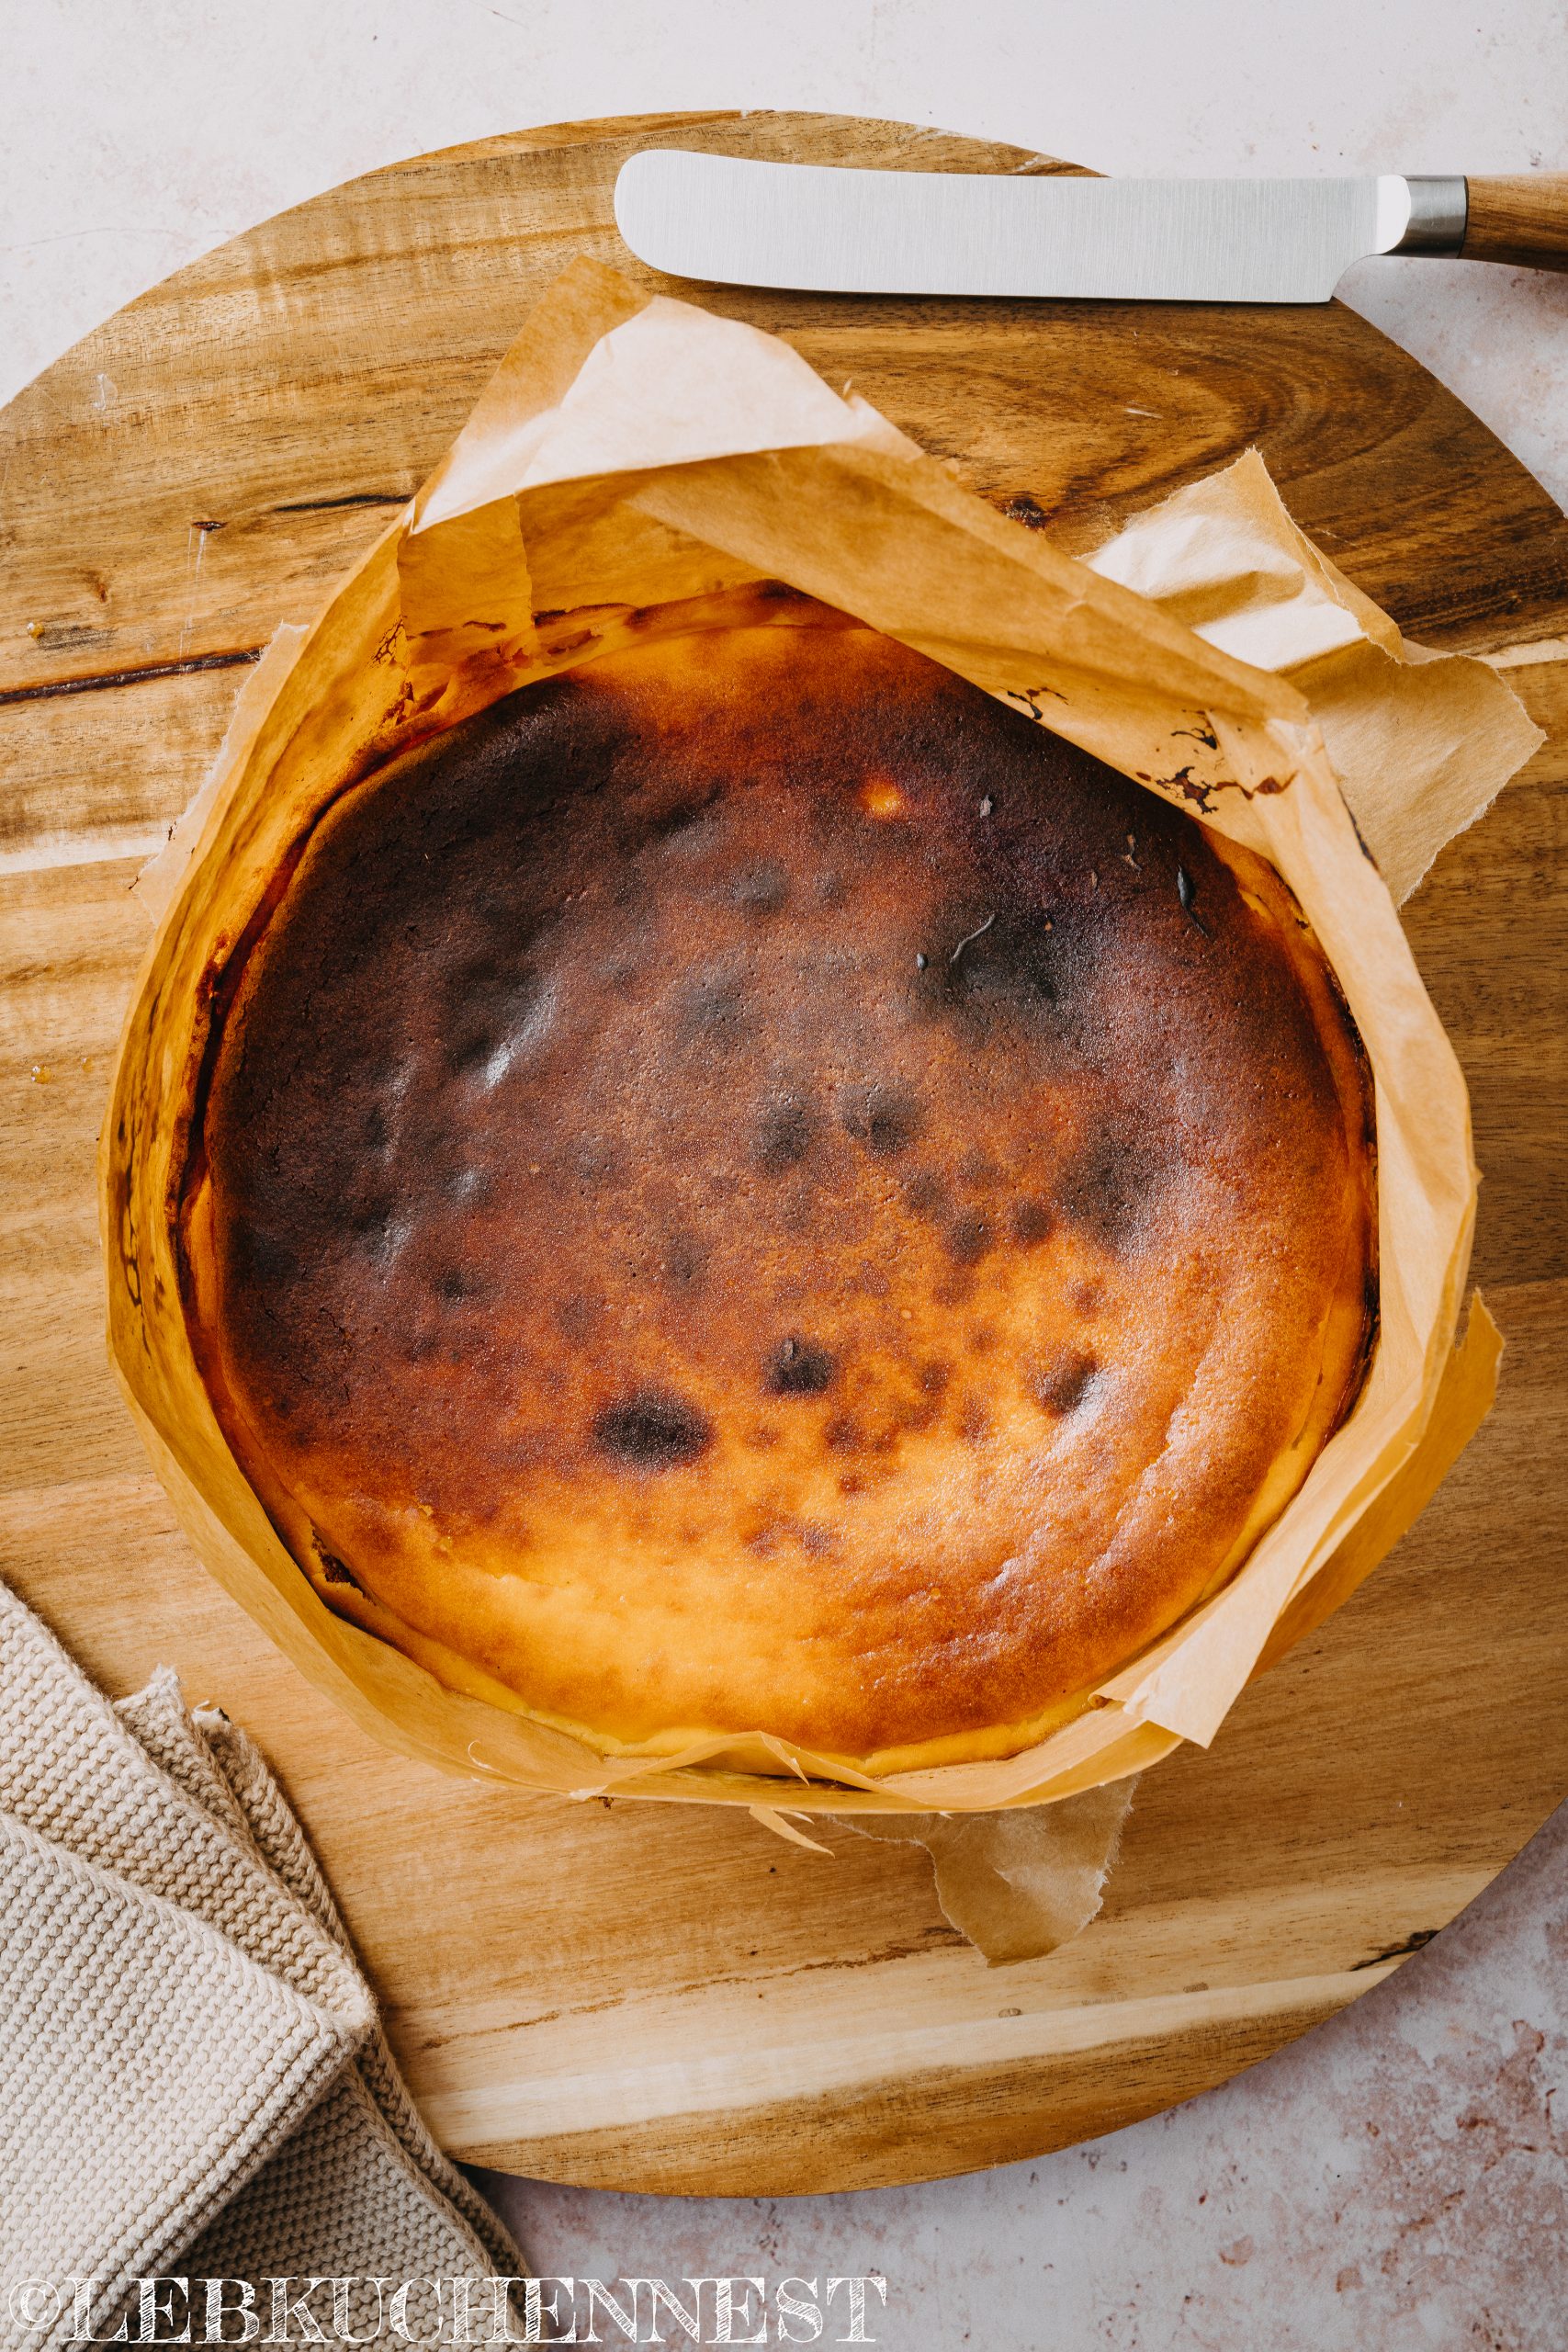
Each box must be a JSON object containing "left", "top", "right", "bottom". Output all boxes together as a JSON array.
[{"left": 1461, "top": 175, "right": 1568, "bottom": 271}]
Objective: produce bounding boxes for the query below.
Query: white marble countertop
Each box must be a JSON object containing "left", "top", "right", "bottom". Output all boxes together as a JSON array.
[{"left": 6, "top": 4, "right": 1564, "bottom": 2343}]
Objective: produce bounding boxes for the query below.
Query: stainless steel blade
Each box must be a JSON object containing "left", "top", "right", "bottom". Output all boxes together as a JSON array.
[{"left": 615, "top": 152, "right": 1422, "bottom": 303}]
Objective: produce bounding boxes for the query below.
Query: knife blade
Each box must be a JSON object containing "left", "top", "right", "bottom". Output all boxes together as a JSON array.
[{"left": 614, "top": 153, "right": 1472, "bottom": 303}]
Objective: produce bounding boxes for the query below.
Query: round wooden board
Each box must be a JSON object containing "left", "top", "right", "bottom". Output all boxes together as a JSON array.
[{"left": 3, "top": 112, "right": 1566, "bottom": 2199}]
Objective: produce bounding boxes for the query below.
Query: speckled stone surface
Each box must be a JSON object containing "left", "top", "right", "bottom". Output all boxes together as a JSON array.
[{"left": 6, "top": 6, "right": 1564, "bottom": 2341}]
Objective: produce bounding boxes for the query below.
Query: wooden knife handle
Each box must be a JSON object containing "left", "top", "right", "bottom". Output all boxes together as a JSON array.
[{"left": 1461, "top": 175, "right": 1568, "bottom": 271}]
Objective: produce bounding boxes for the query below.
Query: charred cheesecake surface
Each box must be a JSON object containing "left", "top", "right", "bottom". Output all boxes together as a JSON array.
[{"left": 192, "top": 614, "right": 1374, "bottom": 1765}]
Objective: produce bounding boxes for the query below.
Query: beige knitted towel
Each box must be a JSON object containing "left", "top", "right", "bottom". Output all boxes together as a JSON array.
[{"left": 0, "top": 1580, "right": 525, "bottom": 2351}]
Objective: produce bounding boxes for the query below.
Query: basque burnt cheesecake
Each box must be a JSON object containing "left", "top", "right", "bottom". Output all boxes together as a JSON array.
[{"left": 185, "top": 604, "right": 1375, "bottom": 1771}]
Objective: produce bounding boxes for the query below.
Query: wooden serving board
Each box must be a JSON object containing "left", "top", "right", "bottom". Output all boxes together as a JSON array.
[{"left": 3, "top": 113, "right": 1566, "bottom": 2199}]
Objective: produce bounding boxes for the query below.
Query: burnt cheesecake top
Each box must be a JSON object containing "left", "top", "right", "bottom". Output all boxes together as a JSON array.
[{"left": 189, "top": 606, "right": 1375, "bottom": 1769}]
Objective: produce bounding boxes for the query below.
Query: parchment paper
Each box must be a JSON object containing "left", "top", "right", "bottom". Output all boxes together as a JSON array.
[
  {"left": 108, "top": 261, "right": 1539, "bottom": 1973},
  {"left": 1084, "top": 447, "right": 1542, "bottom": 901},
  {"left": 837, "top": 1778, "right": 1138, "bottom": 1964}
]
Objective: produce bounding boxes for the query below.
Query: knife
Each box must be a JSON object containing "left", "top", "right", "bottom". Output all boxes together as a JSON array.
[{"left": 615, "top": 153, "right": 1568, "bottom": 303}]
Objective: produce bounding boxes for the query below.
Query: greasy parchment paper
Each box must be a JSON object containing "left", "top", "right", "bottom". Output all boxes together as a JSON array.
[{"left": 107, "top": 262, "right": 1539, "bottom": 1930}]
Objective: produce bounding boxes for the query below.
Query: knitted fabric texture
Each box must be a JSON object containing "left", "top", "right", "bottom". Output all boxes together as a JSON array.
[{"left": 0, "top": 1582, "right": 525, "bottom": 2350}]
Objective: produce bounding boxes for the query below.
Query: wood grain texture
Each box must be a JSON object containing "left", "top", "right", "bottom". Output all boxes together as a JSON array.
[
  {"left": 2, "top": 111, "right": 1565, "bottom": 2197},
  {"left": 1462, "top": 175, "right": 1568, "bottom": 272}
]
